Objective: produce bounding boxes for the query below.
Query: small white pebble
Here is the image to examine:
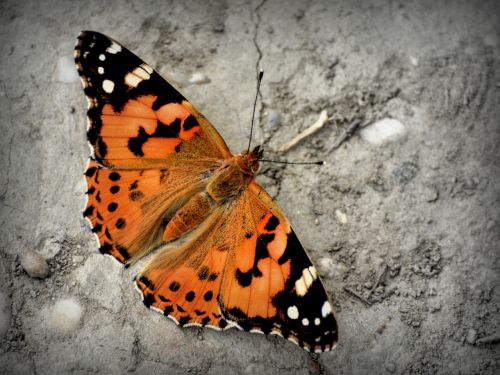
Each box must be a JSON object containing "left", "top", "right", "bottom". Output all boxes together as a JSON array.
[
  {"left": 360, "top": 118, "right": 407, "bottom": 146},
  {"left": 317, "top": 257, "right": 335, "bottom": 278},
  {"left": 57, "top": 56, "right": 80, "bottom": 83},
  {"left": 188, "top": 72, "right": 211, "bottom": 85},
  {"left": 48, "top": 298, "right": 83, "bottom": 334},
  {"left": 20, "top": 251, "right": 49, "bottom": 279},
  {"left": 466, "top": 328, "right": 477, "bottom": 345},
  {"left": 335, "top": 209, "right": 347, "bottom": 224}
]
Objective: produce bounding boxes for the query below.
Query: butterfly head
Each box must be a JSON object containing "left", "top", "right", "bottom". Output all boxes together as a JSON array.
[{"left": 238, "top": 145, "right": 263, "bottom": 175}]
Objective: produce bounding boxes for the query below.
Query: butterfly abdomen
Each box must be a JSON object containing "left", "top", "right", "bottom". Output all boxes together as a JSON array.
[{"left": 163, "top": 192, "right": 215, "bottom": 241}]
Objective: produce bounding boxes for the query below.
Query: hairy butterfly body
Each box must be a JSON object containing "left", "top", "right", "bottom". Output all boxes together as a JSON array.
[{"left": 75, "top": 31, "right": 338, "bottom": 353}]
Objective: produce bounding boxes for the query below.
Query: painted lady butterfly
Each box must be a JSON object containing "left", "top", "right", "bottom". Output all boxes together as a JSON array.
[{"left": 74, "top": 31, "right": 337, "bottom": 353}]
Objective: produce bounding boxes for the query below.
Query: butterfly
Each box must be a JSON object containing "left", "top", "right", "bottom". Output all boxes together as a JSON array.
[{"left": 74, "top": 31, "right": 338, "bottom": 353}]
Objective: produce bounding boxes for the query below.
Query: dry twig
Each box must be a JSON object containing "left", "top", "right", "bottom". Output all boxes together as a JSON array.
[{"left": 278, "top": 110, "right": 329, "bottom": 152}]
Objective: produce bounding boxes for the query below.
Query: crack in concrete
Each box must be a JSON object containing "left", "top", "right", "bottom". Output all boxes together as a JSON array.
[
  {"left": 0, "top": 134, "right": 14, "bottom": 201},
  {"left": 251, "top": 0, "right": 266, "bottom": 147},
  {"left": 250, "top": 0, "right": 287, "bottom": 203}
]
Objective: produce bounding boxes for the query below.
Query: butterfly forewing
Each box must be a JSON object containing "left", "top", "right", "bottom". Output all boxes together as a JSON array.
[{"left": 75, "top": 31, "right": 230, "bottom": 170}]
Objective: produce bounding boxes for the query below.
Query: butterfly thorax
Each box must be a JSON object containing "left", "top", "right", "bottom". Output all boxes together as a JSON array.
[{"left": 206, "top": 146, "right": 262, "bottom": 202}]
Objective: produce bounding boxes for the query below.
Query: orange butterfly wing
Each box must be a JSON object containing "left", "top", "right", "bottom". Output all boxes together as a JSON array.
[
  {"left": 75, "top": 31, "right": 231, "bottom": 170},
  {"left": 219, "top": 183, "right": 338, "bottom": 352},
  {"left": 75, "top": 31, "right": 229, "bottom": 263}
]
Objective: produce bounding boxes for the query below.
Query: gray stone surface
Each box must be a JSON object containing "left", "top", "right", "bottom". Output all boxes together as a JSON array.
[{"left": 1, "top": 0, "right": 499, "bottom": 374}]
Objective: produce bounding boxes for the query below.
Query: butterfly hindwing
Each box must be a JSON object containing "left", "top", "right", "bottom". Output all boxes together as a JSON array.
[
  {"left": 219, "top": 183, "right": 338, "bottom": 352},
  {"left": 135, "top": 206, "right": 232, "bottom": 329},
  {"left": 75, "top": 31, "right": 231, "bottom": 170},
  {"left": 84, "top": 159, "right": 216, "bottom": 264}
]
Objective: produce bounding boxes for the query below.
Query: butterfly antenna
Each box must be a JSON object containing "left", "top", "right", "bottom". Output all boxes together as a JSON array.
[
  {"left": 260, "top": 159, "right": 325, "bottom": 165},
  {"left": 247, "top": 69, "right": 264, "bottom": 152}
]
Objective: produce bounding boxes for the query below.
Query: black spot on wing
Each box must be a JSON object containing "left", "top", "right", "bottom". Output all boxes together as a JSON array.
[
  {"left": 128, "top": 127, "right": 148, "bottom": 157},
  {"left": 163, "top": 305, "right": 174, "bottom": 315},
  {"left": 129, "top": 180, "right": 138, "bottom": 190},
  {"left": 197, "top": 265, "right": 209, "bottom": 280},
  {"left": 154, "top": 119, "right": 181, "bottom": 138},
  {"left": 115, "top": 218, "right": 126, "bottom": 229},
  {"left": 116, "top": 244, "right": 129, "bottom": 259},
  {"left": 203, "top": 291, "right": 213, "bottom": 302},
  {"left": 264, "top": 215, "right": 280, "bottom": 231},
  {"left": 169, "top": 281, "right": 180, "bottom": 292},
  {"left": 99, "top": 242, "right": 112, "bottom": 254},
  {"left": 183, "top": 115, "right": 198, "bottom": 131},
  {"left": 85, "top": 166, "right": 97, "bottom": 177},
  {"left": 138, "top": 275, "right": 154, "bottom": 290},
  {"left": 129, "top": 190, "right": 145, "bottom": 201},
  {"left": 108, "top": 202, "right": 118, "bottom": 212},
  {"left": 143, "top": 293, "right": 155, "bottom": 308},
  {"left": 83, "top": 205, "right": 94, "bottom": 217},
  {"left": 185, "top": 291, "right": 195, "bottom": 302},
  {"left": 127, "top": 120, "right": 181, "bottom": 158},
  {"left": 92, "top": 223, "right": 102, "bottom": 233},
  {"left": 235, "top": 268, "right": 252, "bottom": 287},
  {"left": 179, "top": 315, "right": 191, "bottom": 326}
]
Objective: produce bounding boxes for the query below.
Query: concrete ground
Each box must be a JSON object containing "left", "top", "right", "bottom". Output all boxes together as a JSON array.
[{"left": 1, "top": 0, "right": 499, "bottom": 374}]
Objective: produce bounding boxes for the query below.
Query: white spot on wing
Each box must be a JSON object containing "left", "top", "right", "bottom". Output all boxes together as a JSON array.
[
  {"left": 321, "top": 301, "right": 332, "bottom": 318},
  {"left": 295, "top": 278, "right": 307, "bottom": 296},
  {"left": 102, "top": 79, "right": 114, "bottom": 93},
  {"left": 124, "top": 65, "right": 152, "bottom": 88},
  {"left": 287, "top": 305, "right": 299, "bottom": 319},
  {"left": 295, "top": 266, "right": 319, "bottom": 296},
  {"left": 106, "top": 42, "right": 122, "bottom": 54},
  {"left": 302, "top": 318, "right": 309, "bottom": 326},
  {"left": 97, "top": 67, "right": 104, "bottom": 74},
  {"left": 99, "top": 54, "right": 105, "bottom": 61},
  {"left": 124, "top": 73, "right": 142, "bottom": 88},
  {"left": 314, "top": 317, "right": 321, "bottom": 326}
]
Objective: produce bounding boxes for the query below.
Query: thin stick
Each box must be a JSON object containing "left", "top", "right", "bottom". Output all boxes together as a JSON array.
[
  {"left": 278, "top": 110, "right": 329, "bottom": 152},
  {"left": 343, "top": 286, "right": 372, "bottom": 306},
  {"left": 326, "top": 119, "right": 362, "bottom": 153}
]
